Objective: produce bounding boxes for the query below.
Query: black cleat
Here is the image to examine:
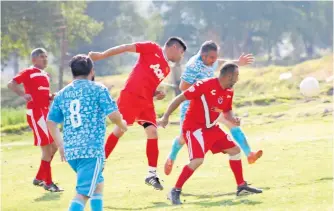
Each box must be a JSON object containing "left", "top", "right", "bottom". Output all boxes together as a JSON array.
[
  {"left": 43, "top": 182, "right": 64, "bottom": 192},
  {"left": 236, "top": 182, "right": 262, "bottom": 196},
  {"left": 167, "top": 188, "right": 182, "bottom": 205},
  {"left": 33, "top": 179, "right": 45, "bottom": 187},
  {"left": 145, "top": 176, "right": 163, "bottom": 190}
]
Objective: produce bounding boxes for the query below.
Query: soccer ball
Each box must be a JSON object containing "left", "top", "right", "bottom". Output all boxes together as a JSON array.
[{"left": 299, "top": 77, "right": 320, "bottom": 97}]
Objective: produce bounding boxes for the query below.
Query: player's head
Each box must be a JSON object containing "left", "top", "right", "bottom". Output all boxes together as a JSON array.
[
  {"left": 219, "top": 62, "right": 239, "bottom": 88},
  {"left": 31, "top": 48, "right": 48, "bottom": 69},
  {"left": 200, "top": 41, "right": 219, "bottom": 66},
  {"left": 69, "top": 54, "right": 95, "bottom": 81},
  {"left": 164, "top": 37, "right": 187, "bottom": 63}
]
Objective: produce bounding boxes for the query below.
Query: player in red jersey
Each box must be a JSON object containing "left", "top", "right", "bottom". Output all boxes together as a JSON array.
[
  {"left": 7, "top": 48, "right": 63, "bottom": 192},
  {"left": 88, "top": 37, "right": 187, "bottom": 190},
  {"left": 159, "top": 62, "right": 262, "bottom": 205}
]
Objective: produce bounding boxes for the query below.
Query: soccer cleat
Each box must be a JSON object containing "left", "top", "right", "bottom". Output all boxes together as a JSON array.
[
  {"left": 145, "top": 176, "right": 164, "bottom": 190},
  {"left": 33, "top": 179, "right": 45, "bottom": 187},
  {"left": 236, "top": 182, "right": 262, "bottom": 196},
  {"left": 167, "top": 188, "right": 182, "bottom": 205},
  {"left": 164, "top": 158, "right": 174, "bottom": 175},
  {"left": 43, "top": 183, "right": 64, "bottom": 192},
  {"left": 247, "top": 150, "right": 263, "bottom": 164}
]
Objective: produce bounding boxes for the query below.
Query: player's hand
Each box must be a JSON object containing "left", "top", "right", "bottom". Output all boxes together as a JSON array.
[
  {"left": 155, "top": 90, "right": 166, "bottom": 100},
  {"left": 232, "top": 117, "right": 241, "bottom": 126},
  {"left": 49, "top": 92, "right": 57, "bottom": 101},
  {"left": 58, "top": 146, "right": 66, "bottom": 162},
  {"left": 158, "top": 116, "right": 169, "bottom": 128},
  {"left": 88, "top": 51, "right": 103, "bottom": 61},
  {"left": 22, "top": 94, "right": 32, "bottom": 102},
  {"left": 238, "top": 53, "right": 254, "bottom": 66}
]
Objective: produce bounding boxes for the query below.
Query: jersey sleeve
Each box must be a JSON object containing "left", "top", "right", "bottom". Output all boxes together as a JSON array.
[
  {"left": 135, "top": 41, "right": 159, "bottom": 54},
  {"left": 183, "top": 80, "right": 206, "bottom": 100},
  {"left": 13, "top": 69, "right": 29, "bottom": 84},
  {"left": 98, "top": 87, "right": 118, "bottom": 116},
  {"left": 222, "top": 91, "right": 234, "bottom": 112},
  {"left": 180, "top": 62, "right": 201, "bottom": 84},
  {"left": 47, "top": 95, "right": 64, "bottom": 124}
]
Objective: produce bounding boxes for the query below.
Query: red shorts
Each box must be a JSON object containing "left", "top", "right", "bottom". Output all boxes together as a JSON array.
[
  {"left": 26, "top": 107, "right": 54, "bottom": 146},
  {"left": 182, "top": 126, "right": 236, "bottom": 160},
  {"left": 117, "top": 90, "right": 157, "bottom": 127}
]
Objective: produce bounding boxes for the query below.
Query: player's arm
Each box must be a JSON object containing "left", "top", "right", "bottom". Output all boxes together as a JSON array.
[
  {"left": 89, "top": 44, "right": 136, "bottom": 61},
  {"left": 46, "top": 97, "right": 66, "bottom": 161},
  {"left": 158, "top": 93, "right": 187, "bottom": 128},
  {"left": 7, "top": 80, "right": 25, "bottom": 97},
  {"left": 89, "top": 41, "right": 158, "bottom": 61},
  {"left": 222, "top": 110, "right": 240, "bottom": 128},
  {"left": 179, "top": 61, "right": 200, "bottom": 91},
  {"left": 217, "top": 53, "right": 254, "bottom": 67},
  {"left": 107, "top": 111, "right": 127, "bottom": 132}
]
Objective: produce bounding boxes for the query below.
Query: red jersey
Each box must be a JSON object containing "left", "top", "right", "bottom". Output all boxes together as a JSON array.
[
  {"left": 183, "top": 78, "right": 234, "bottom": 130},
  {"left": 122, "top": 42, "right": 170, "bottom": 100},
  {"left": 13, "top": 67, "right": 51, "bottom": 109}
]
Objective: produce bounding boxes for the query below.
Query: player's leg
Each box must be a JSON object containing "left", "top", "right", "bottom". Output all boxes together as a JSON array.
[
  {"left": 211, "top": 128, "right": 262, "bottom": 196},
  {"left": 68, "top": 157, "right": 104, "bottom": 211},
  {"left": 164, "top": 106, "right": 187, "bottom": 175},
  {"left": 90, "top": 163, "right": 104, "bottom": 211},
  {"left": 90, "top": 182, "right": 103, "bottom": 211},
  {"left": 105, "top": 91, "right": 138, "bottom": 159},
  {"left": 168, "top": 129, "right": 206, "bottom": 205},
  {"left": 219, "top": 116, "right": 262, "bottom": 164},
  {"left": 143, "top": 123, "right": 163, "bottom": 190}
]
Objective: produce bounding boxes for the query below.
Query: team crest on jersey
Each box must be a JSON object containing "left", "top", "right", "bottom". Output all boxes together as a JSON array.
[
  {"left": 189, "top": 86, "right": 195, "bottom": 92},
  {"left": 218, "top": 96, "right": 223, "bottom": 104}
]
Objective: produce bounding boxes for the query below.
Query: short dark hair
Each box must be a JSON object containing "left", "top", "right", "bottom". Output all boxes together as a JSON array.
[
  {"left": 165, "top": 37, "right": 187, "bottom": 51},
  {"left": 69, "top": 54, "right": 93, "bottom": 77},
  {"left": 31, "top": 48, "right": 47, "bottom": 58},
  {"left": 219, "top": 62, "right": 239, "bottom": 76},
  {"left": 200, "top": 41, "right": 219, "bottom": 54}
]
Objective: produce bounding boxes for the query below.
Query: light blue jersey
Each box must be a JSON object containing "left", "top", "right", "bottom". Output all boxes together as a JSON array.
[
  {"left": 48, "top": 79, "right": 118, "bottom": 161},
  {"left": 180, "top": 53, "right": 219, "bottom": 123}
]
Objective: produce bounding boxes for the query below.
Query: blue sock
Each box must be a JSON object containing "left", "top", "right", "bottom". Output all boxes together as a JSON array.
[
  {"left": 90, "top": 193, "right": 103, "bottom": 211},
  {"left": 230, "top": 127, "right": 251, "bottom": 156},
  {"left": 69, "top": 198, "right": 85, "bottom": 211},
  {"left": 168, "top": 137, "right": 183, "bottom": 161}
]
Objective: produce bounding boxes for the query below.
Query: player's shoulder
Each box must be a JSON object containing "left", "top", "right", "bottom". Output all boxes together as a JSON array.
[{"left": 186, "top": 54, "right": 204, "bottom": 70}]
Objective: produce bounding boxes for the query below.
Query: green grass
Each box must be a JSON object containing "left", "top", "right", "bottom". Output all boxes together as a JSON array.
[
  {"left": 1, "top": 99, "right": 333, "bottom": 211},
  {"left": 1, "top": 107, "right": 27, "bottom": 127}
]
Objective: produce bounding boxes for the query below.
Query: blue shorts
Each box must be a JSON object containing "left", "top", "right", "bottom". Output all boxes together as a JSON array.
[{"left": 68, "top": 157, "right": 104, "bottom": 197}]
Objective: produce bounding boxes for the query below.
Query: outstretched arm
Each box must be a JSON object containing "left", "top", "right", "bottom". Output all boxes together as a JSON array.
[
  {"left": 218, "top": 53, "right": 254, "bottom": 67},
  {"left": 89, "top": 44, "right": 137, "bottom": 61},
  {"left": 158, "top": 94, "right": 187, "bottom": 128}
]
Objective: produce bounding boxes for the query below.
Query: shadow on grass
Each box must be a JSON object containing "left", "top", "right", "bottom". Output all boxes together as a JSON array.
[
  {"left": 316, "top": 177, "right": 333, "bottom": 182},
  {"left": 105, "top": 190, "right": 266, "bottom": 210},
  {"left": 34, "top": 192, "right": 62, "bottom": 202}
]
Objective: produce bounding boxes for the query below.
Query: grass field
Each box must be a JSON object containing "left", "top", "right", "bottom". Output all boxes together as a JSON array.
[{"left": 1, "top": 99, "right": 333, "bottom": 211}]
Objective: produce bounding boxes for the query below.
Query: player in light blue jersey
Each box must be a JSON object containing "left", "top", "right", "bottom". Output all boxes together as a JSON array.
[
  {"left": 164, "top": 41, "right": 263, "bottom": 175},
  {"left": 47, "top": 55, "right": 127, "bottom": 211}
]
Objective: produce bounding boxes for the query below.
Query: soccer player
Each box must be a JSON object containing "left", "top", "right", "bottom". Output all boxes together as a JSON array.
[
  {"left": 7, "top": 48, "right": 62, "bottom": 192},
  {"left": 159, "top": 62, "right": 262, "bottom": 205},
  {"left": 88, "top": 37, "right": 187, "bottom": 190},
  {"left": 47, "top": 55, "right": 127, "bottom": 211},
  {"left": 164, "top": 41, "right": 262, "bottom": 176}
]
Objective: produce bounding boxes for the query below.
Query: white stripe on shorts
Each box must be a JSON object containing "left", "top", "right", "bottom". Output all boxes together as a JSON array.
[{"left": 88, "top": 158, "right": 101, "bottom": 197}]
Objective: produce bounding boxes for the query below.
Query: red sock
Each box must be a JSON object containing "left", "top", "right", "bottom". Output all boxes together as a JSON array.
[
  {"left": 105, "top": 133, "right": 119, "bottom": 159},
  {"left": 146, "top": 139, "right": 159, "bottom": 167},
  {"left": 175, "top": 165, "right": 194, "bottom": 189},
  {"left": 39, "top": 160, "right": 52, "bottom": 185},
  {"left": 35, "top": 160, "right": 45, "bottom": 181},
  {"left": 229, "top": 159, "right": 245, "bottom": 186}
]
